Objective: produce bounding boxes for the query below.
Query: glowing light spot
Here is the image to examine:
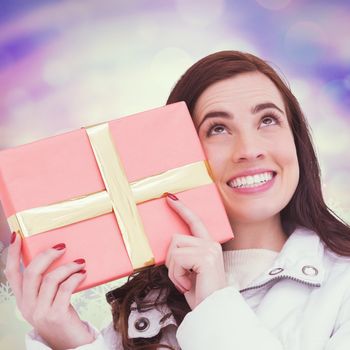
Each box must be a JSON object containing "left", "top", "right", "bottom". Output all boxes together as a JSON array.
[
  {"left": 175, "top": 0, "right": 225, "bottom": 26},
  {"left": 289, "top": 78, "right": 311, "bottom": 102},
  {"left": 147, "top": 47, "right": 194, "bottom": 100}
]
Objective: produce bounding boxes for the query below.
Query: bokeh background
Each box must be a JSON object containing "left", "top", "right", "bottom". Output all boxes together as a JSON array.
[{"left": 0, "top": 0, "right": 349, "bottom": 348}]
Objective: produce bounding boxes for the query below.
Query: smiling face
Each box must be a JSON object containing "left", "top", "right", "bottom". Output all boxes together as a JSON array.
[{"left": 193, "top": 72, "right": 300, "bottom": 226}]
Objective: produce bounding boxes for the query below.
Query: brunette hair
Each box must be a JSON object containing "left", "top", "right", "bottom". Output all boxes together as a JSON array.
[{"left": 108, "top": 51, "right": 350, "bottom": 349}]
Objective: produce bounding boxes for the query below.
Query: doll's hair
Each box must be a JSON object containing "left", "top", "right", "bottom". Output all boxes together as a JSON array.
[
  {"left": 108, "top": 50, "right": 350, "bottom": 349},
  {"left": 106, "top": 264, "right": 190, "bottom": 349}
]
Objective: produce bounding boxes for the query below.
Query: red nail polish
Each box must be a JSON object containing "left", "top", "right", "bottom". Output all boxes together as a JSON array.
[
  {"left": 78, "top": 269, "right": 87, "bottom": 274},
  {"left": 164, "top": 192, "right": 178, "bottom": 201},
  {"left": 74, "top": 258, "right": 86, "bottom": 264},
  {"left": 10, "top": 232, "right": 16, "bottom": 244},
  {"left": 52, "top": 243, "right": 66, "bottom": 250}
]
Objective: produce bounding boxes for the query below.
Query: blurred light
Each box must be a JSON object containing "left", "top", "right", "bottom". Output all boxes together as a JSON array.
[
  {"left": 42, "top": 59, "right": 71, "bottom": 86},
  {"left": 289, "top": 78, "right": 312, "bottom": 102},
  {"left": 256, "top": 0, "right": 291, "bottom": 11},
  {"left": 212, "top": 38, "right": 259, "bottom": 56},
  {"left": 318, "top": 79, "right": 350, "bottom": 119},
  {"left": 284, "top": 21, "right": 329, "bottom": 65},
  {"left": 175, "top": 0, "right": 225, "bottom": 26},
  {"left": 5, "top": 88, "right": 30, "bottom": 109},
  {"left": 314, "top": 119, "right": 350, "bottom": 156},
  {"left": 322, "top": 79, "right": 350, "bottom": 110},
  {"left": 345, "top": 75, "right": 350, "bottom": 90},
  {"left": 0, "top": 49, "right": 13, "bottom": 69},
  {"left": 136, "top": 20, "right": 158, "bottom": 44},
  {"left": 147, "top": 47, "right": 194, "bottom": 91},
  {"left": 337, "top": 40, "right": 350, "bottom": 62},
  {"left": 324, "top": 196, "right": 350, "bottom": 224},
  {"left": 324, "top": 171, "right": 350, "bottom": 210}
]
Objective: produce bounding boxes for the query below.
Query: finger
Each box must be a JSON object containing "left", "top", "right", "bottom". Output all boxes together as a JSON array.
[
  {"left": 4, "top": 232, "right": 23, "bottom": 301},
  {"left": 168, "top": 247, "right": 203, "bottom": 290},
  {"left": 51, "top": 270, "right": 87, "bottom": 311},
  {"left": 22, "top": 243, "right": 66, "bottom": 309},
  {"left": 165, "top": 193, "right": 212, "bottom": 240},
  {"left": 165, "top": 233, "right": 210, "bottom": 267},
  {"left": 172, "top": 258, "right": 192, "bottom": 291},
  {"left": 37, "top": 259, "right": 86, "bottom": 310},
  {"left": 168, "top": 254, "right": 190, "bottom": 293},
  {"left": 172, "top": 233, "right": 212, "bottom": 248}
]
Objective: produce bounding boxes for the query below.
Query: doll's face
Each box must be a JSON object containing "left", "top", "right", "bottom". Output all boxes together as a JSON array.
[{"left": 193, "top": 72, "right": 299, "bottom": 225}]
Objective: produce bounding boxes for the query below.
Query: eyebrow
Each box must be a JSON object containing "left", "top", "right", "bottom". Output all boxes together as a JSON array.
[{"left": 196, "top": 102, "right": 284, "bottom": 131}]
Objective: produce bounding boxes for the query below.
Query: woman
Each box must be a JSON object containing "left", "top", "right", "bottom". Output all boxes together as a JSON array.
[{"left": 5, "top": 51, "right": 350, "bottom": 349}]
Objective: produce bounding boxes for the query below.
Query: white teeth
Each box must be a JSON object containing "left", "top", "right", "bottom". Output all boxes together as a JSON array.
[
  {"left": 228, "top": 172, "right": 274, "bottom": 189},
  {"left": 246, "top": 176, "right": 254, "bottom": 185}
]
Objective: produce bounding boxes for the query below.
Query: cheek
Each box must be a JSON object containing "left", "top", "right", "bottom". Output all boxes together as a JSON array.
[
  {"left": 276, "top": 138, "right": 300, "bottom": 185},
  {"left": 202, "top": 145, "right": 229, "bottom": 181},
  {"left": 278, "top": 145, "right": 298, "bottom": 166},
  {"left": 273, "top": 132, "right": 298, "bottom": 164}
]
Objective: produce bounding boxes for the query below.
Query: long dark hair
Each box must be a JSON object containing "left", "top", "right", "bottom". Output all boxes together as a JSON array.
[{"left": 107, "top": 51, "right": 350, "bottom": 349}]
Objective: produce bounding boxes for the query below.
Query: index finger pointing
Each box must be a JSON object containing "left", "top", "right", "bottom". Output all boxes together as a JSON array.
[{"left": 164, "top": 193, "right": 213, "bottom": 241}]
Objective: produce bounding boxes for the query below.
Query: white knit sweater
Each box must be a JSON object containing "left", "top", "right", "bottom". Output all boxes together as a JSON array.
[{"left": 223, "top": 248, "right": 279, "bottom": 290}]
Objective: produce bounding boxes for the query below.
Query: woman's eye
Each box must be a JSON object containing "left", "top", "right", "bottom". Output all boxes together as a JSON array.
[
  {"left": 260, "top": 115, "right": 279, "bottom": 127},
  {"left": 207, "top": 124, "right": 228, "bottom": 136}
]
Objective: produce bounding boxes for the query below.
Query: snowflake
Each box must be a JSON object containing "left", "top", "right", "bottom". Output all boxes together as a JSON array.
[{"left": 0, "top": 282, "right": 14, "bottom": 303}]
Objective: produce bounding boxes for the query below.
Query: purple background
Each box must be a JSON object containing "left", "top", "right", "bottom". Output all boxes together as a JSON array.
[{"left": 0, "top": 1, "right": 349, "bottom": 348}]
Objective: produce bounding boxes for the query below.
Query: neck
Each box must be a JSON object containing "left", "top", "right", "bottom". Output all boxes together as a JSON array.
[{"left": 222, "top": 215, "right": 287, "bottom": 252}]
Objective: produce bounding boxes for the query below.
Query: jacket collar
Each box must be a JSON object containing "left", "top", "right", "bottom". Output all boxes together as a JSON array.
[{"left": 240, "top": 227, "right": 325, "bottom": 292}]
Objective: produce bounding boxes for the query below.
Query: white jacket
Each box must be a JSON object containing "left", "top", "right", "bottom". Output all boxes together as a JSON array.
[{"left": 26, "top": 227, "right": 350, "bottom": 349}]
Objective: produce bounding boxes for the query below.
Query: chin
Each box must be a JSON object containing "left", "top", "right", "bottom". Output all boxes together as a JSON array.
[{"left": 227, "top": 206, "right": 282, "bottom": 225}]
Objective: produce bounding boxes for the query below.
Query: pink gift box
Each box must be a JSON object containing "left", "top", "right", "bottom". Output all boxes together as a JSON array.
[{"left": 0, "top": 102, "right": 233, "bottom": 292}]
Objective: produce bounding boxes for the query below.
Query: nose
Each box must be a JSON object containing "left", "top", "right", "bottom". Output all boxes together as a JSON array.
[{"left": 231, "top": 133, "right": 265, "bottom": 163}]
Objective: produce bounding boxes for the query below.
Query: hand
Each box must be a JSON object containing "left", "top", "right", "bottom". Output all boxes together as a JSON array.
[
  {"left": 165, "top": 194, "right": 227, "bottom": 310},
  {"left": 4, "top": 233, "right": 95, "bottom": 350}
]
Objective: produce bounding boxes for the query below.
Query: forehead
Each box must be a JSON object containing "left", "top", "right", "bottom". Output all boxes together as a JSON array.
[{"left": 193, "top": 72, "right": 285, "bottom": 122}]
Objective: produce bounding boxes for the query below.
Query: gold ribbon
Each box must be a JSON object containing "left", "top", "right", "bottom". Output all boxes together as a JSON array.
[{"left": 8, "top": 122, "right": 213, "bottom": 269}]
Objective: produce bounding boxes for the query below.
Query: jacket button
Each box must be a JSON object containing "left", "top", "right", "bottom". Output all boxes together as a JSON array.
[
  {"left": 302, "top": 265, "right": 318, "bottom": 276},
  {"left": 134, "top": 317, "right": 150, "bottom": 332},
  {"left": 269, "top": 267, "right": 284, "bottom": 275}
]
